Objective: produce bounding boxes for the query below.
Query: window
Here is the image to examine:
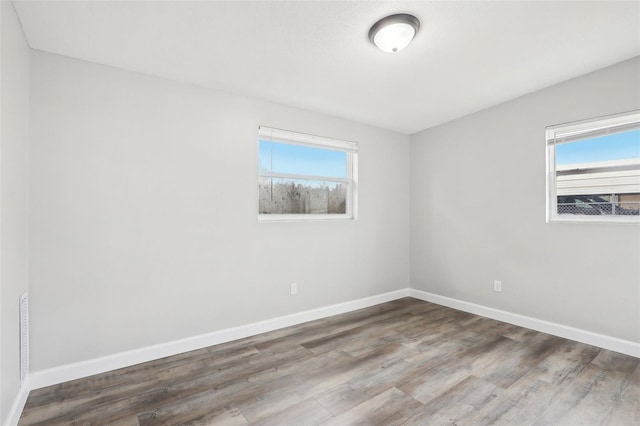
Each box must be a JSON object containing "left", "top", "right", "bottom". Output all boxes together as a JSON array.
[
  {"left": 546, "top": 110, "right": 640, "bottom": 223},
  {"left": 258, "top": 126, "right": 358, "bottom": 221}
]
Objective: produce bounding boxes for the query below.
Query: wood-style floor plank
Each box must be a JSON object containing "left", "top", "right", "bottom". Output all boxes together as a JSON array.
[
  {"left": 320, "top": 387, "right": 423, "bottom": 426},
  {"left": 19, "top": 298, "right": 640, "bottom": 425}
]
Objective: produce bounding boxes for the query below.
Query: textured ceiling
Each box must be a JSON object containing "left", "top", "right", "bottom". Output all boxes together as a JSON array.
[{"left": 13, "top": 0, "right": 640, "bottom": 134}]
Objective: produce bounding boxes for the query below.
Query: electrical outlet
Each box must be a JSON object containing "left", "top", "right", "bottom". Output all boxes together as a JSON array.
[
  {"left": 290, "top": 282, "right": 298, "bottom": 295},
  {"left": 494, "top": 280, "right": 502, "bottom": 292}
]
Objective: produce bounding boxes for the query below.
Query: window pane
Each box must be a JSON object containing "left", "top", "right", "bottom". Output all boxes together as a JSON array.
[
  {"left": 557, "top": 195, "right": 639, "bottom": 216},
  {"left": 555, "top": 128, "right": 640, "bottom": 216},
  {"left": 556, "top": 129, "right": 640, "bottom": 165},
  {"left": 259, "top": 177, "right": 347, "bottom": 215},
  {"left": 259, "top": 140, "right": 347, "bottom": 178}
]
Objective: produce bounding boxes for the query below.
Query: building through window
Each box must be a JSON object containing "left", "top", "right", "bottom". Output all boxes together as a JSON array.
[{"left": 546, "top": 111, "right": 640, "bottom": 223}]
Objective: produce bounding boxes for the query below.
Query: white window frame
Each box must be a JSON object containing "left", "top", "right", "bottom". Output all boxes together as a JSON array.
[
  {"left": 546, "top": 110, "right": 640, "bottom": 224},
  {"left": 258, "top": 126, "right": 358, "bottom": 222}
]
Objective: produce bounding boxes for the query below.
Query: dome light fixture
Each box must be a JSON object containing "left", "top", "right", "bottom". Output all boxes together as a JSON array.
[{"left": 368, "top": 13, "right": 420, "bottom": 53}]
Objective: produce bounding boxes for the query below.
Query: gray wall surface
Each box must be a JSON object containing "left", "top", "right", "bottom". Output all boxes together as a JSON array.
[
  {"left": 6, "top": 27, "right": 639, "bottom": 415},
  {"left": 29, "top": 51, "right": 411, "bottom": 371},
  {"left": 410, "top": 57, "right": 640, "bottom": 343},
  {"left": 0, "top": 1, "right": 30, "bottom": 422}
]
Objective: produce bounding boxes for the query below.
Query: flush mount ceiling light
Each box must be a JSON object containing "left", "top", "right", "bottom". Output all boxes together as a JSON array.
[{"left": 368, "top": 13, "right": 420, "bottom": 53}]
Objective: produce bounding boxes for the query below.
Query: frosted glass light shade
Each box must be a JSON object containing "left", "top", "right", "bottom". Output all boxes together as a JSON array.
[{"left": 369, "top": 14, "right": 420, "bottom": 53}]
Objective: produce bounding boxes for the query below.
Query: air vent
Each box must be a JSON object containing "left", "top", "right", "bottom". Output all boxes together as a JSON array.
[{"left": 20, "top": 291, "right": 29, "bottom": 381}]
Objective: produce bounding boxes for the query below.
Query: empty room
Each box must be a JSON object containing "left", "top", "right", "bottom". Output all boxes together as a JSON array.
[{"left": 1, "top": 0, "right": 639, "bottom": 425}]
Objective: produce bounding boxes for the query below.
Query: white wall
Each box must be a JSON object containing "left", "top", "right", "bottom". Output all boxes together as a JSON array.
[
  {"left": 0, "top": 1, "right": 30, "bottom": 422},
  {"left": 410, "top": 57, "right": 640, "bottom": 343},
  {"left": 29, "top": 51, "right": 410, "bottom": 371}
]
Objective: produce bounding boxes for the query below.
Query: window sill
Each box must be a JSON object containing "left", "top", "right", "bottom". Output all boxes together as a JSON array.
[
  {"left": 258, "top": 214, "right": 356, "bottom": 223},
  {"left": 548, "top": 215, "right": 640, "bottom": 224}
]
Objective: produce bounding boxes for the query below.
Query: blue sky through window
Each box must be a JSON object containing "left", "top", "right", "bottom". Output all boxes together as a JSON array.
[
  {"left": 556, "top": 129, "right": 640, "bottom": 165},
  {"left": 259, "top": 140, "right": 347, "bottom": 178}
]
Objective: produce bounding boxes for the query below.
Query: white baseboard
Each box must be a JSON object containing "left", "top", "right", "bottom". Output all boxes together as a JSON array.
[
  {"left": 4, "top": 377, "right": 31, "bottom": 426},
  {"left": 28, "top": 288, "right": 411, "bottom": 391},
  {"left": 409, "top": 289, "right": 640, "bottom": 358},
  {"left": 13, "top": 287, "right": 638, "bottom": 424}
]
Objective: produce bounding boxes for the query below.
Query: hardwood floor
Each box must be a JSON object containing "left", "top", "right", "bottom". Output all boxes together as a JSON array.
[{"left": 19, "top": 298, "right": 639, "bottom": 425}]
